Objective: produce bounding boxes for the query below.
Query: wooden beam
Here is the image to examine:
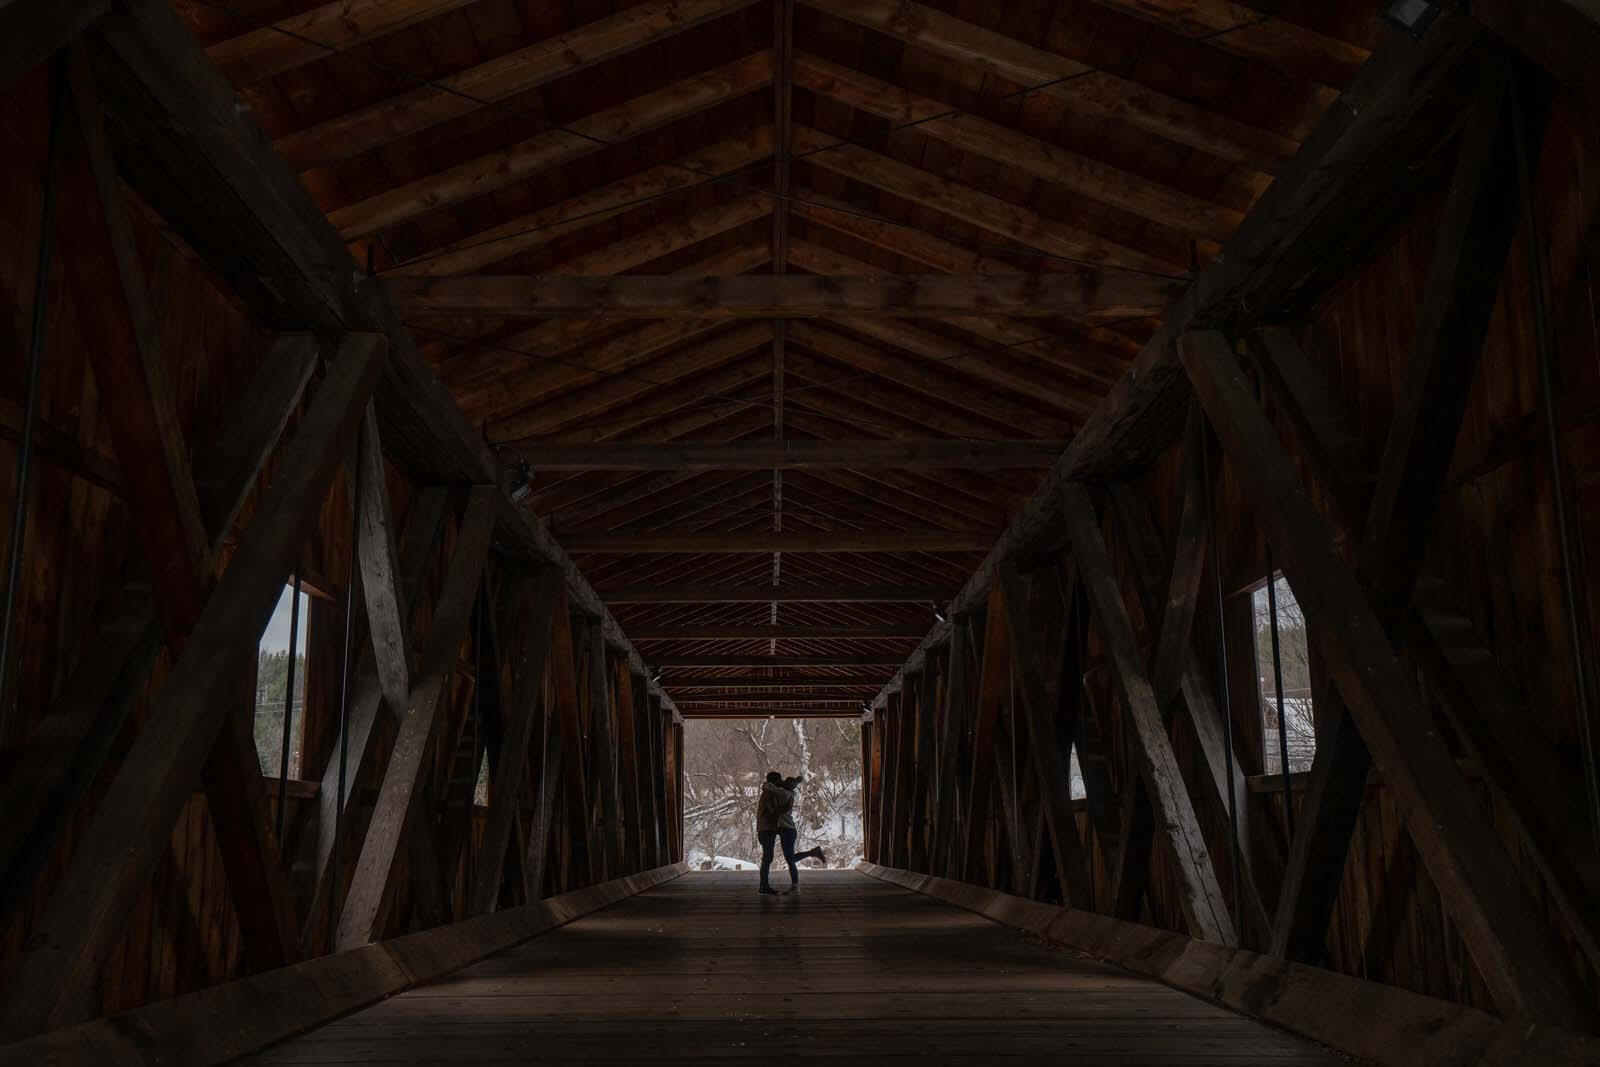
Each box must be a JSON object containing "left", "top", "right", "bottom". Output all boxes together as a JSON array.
[
  {"left": 1180, "top": 328, "right": 1587, "bottom": 1027},
  {"left": 336, "top": 488, "right": 499, "bottom": 949},
  {"left": 615, "top": 666, "right": 645, "bottom": 872},
  {"left": 1078, "top": 0, "right": 1369, "bottom": 87},
  {"left": 0, "top": 0, "right": 111, "bottom": 92},
  {"left": 204, "top": 0, "right": 477, "bottom": 84},
  {"left": 302, "top": 485, "right": 449, "bottom": 952},
  {"left": 661, "top": 676, "right": 883, "bottom": 688},
  {"left": 800, "top": 0, "right": 1297, "bottom": 173},
  {"left": 329, "top": 51, "right": 773, "bottom": 239},
  {"left": 1107, "top": 480, "right": 1273, "bottom": 939},
  {"left": 60, "top": 45, "right": 210, "bottom": 632},
  {"left": 785, "top": 327, "right": 1070, "bottom": 440},
  {"left": 0, "top": 334, "right": 385, "bottom": 1040},
  {"left": 1249, "top": 326, "right": 1600, "bottom": 977},
  {"left": 480, "top": 323, "right": 772, "bottom": 439},
  {"left": 1361, "top": 52, "right": 1544, "bottom": 603},
  {"left": 468, "top": 565, "right": 564, "bottom": 914},
  {"left": 274, "top": 0, "right": 759, "bottom": 167},
  {"left": 791, "top": 127, "right": 1178, "bottom": 274},
  {"left": 512, "top": 439, "right": 1064, "bottom": 470},
  {"left": 1058, "top": 482, "right": 1237, "bottom": 946},
  {"left": 596, "top": 582, "right": 948, "bottom": 602},
  {"left": 1268, "top": 686, "right": 1371, "bottom": 963},
  {"left": 997, "top": 567, "right": 1093, "bottom": 908},
  {"left": 387, "top": 130, "right": 773, "bottom": 277},
  {"left": 61, "top": 46, "right": 302, "bottom": 973},
  {"left": 354, "top": 406, "right": 411, "bottom": 716},
  {"left": 793, "top": 52, "right": 1244, "bottom": 242},
  {"left": 585, "top": 623, "right": 626, "bottom": 878},
  {"left": 864, "top": 6, "right": 1484, "bottom": 719},
  {"left": 961, "top": 587, "right": 1009, "bottom": 882},
  {"left": 632, "top": 624, "right": 924, "bottom": 640},
  {"left": 564, "top": 530, "right": 992, "bottom": 553},
  {"left": 0, "top": 334, "right": 316, "bottom": 932},
  {"left": 1147, "top": 413, "right": 1211, "bottom": 705},
  {"left": 388, "top": 272, "right": 1178, "bottom": 320},
  {"left": 535, "top": 195, "right": 772, "bottom": 279},
  {"left": 1473, "top": 0, "right": 1600, "bottom": 121},
  {"left": 657, "top": 655, "right": 901, "bottom": 667},
  {"left": 89, "top": 0, "right": 498, "bottom": 486}
]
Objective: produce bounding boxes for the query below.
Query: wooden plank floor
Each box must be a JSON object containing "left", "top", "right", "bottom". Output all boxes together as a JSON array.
[{"left": 243, "top": 871, "right": 1346, "bottom": 1065}]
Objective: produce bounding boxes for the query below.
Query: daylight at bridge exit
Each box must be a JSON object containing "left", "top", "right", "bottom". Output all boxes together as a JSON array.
[{"left": 1, "top": 0, "right": 1599, "bottom": 1063}]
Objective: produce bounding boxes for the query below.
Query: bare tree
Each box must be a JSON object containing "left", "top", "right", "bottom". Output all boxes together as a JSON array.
[{"left": 682, "top": 716, "right": 863, "bottom": 870}]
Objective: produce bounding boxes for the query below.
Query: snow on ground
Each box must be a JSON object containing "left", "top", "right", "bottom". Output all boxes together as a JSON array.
[{"left": 687, "top": 851, "right": 759, "bottom": 871}]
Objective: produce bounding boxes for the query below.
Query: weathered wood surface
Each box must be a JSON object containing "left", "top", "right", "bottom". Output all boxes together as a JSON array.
[
  {"left": 230, "top": 871, "right": 1341, "bottom": 1066},
  {"left": 509, "top": 440, "right": 1065, "bottom": 470},
  {"left": 861, "top": 865, "right": 1595, "bottom": 1067},
  {"left": 386, "top": 273, "right": 1178, "bottom": 319},
  {"left": 0, "top": 865, "right": 687, "bottom": 1067}
]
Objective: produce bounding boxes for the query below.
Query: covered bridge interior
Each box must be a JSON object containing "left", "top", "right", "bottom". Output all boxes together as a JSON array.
[{"left": 0, "top": 0, "right": 1598, "bottom": 1062}]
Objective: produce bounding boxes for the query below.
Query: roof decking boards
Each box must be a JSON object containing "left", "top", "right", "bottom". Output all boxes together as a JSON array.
[{"left": 174, "top": 0, "right": 1377, "bottom": 719}]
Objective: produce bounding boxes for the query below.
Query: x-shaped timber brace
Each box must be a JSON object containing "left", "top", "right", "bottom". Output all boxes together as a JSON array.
[
  {"left": 0, "top": 0, "right": 685, "bottom": 1041},
  {"left": 860, "top": 23, "right": 1599, "bottom": 1036}
]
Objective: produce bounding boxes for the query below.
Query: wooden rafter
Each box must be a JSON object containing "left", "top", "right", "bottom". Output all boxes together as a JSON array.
[
  {"left": 273, "top": 0, "right": 760, "bottom": 169},
  {"left": 801, "top": 0, "right": 1299, "bottom": 173},
  {"left": 388, "top": 272, "right": 1178, "bottom": 320},
  {"left": 329, "top": 51, "right": 775, "bottom": 239}
]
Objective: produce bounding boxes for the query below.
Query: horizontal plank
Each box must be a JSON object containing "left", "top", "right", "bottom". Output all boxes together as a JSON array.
[
  {"left": 511, "top": 439, "right": 1065, "bottom": 470},
  {"left": 564, "top": 531, "right": 993, "bottom": 553},
  {"left": 656, "top": 655, "right": 903, "bottom": 667},
  {"left": 660, "top": 676, "right": 887, "bottom": 688},
  {"left": 386, "top": 273, "right": 1178, "bottom": 319},
  {"left": 859, "top": 865, "right": 1594, "bottom": 1067},
  {"left": 631, "top": 624, "right": 926, "bottom": 639},
  {"left": 0, "top": 864, "right": 688, "bottom": 1067},
  {"left": 597, "top": 583, "right": 950, "bottom": 602}
]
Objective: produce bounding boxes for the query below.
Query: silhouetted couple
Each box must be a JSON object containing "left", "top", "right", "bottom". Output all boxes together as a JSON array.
[{"left": 756, "top": 771, "right": 825, "bottom": 894}]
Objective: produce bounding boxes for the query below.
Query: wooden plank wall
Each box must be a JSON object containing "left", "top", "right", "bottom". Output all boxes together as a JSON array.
[
  {"left": 863, "top": 87, "right": 1600, "bottom": 1018},
  {"left": 0, "top": 61, "right": 678, "bottom": 1021}
]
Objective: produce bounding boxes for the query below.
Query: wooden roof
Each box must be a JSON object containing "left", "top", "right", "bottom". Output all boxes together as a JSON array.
[{"left": 176, "top": 0, "right": 1383, "bottom": 715}]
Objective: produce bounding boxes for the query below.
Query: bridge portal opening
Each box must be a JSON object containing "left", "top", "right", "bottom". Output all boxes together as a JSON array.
[{"left": 682, "top": 716, "right": 863, "bottom": 872}]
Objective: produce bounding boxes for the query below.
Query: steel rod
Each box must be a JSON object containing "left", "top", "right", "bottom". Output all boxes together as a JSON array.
[
  {"left": 1265, "top": 548, "right": 1294, "bottom": 844},
  {"left": 1201, "top": 424, "right": 1242, "bottom": 929},
  {"left": 0, "top": 58, "right": 66, "bottom": 748},
  {"left": 1512, "top": 65, "right": 1600, "bottom": 854},
  {"left": 328, "top": 451, "right": 363, "bottom": 945},
  {"left": 274, "top": 569, "right": 302, "bottom": 843}
]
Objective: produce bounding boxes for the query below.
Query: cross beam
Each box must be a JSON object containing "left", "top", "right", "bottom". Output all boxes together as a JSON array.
[
  {"left": 386, "top": 273, "right": 1179, "bottom": 320},
  {"left": 506, "top": 439, "right": 1066, "bottom": 470},
  {"left": 596, "top": 583, "right": 949, "bottom": 602},
  {"left": 564, "top": 531, "right": 992, "bottom": 553},
  {"left": 630, "top": 624, "right": 924, "bottom": 640}
]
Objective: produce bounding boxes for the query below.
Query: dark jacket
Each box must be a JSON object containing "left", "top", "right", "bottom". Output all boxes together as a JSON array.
[{"left": 756, "top": 780, "right": 796, "bottom": 832}]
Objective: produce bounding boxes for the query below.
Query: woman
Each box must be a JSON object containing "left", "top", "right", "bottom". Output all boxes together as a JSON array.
[{"left": 756, "top": 770, "right": 826, "bottom": 894}]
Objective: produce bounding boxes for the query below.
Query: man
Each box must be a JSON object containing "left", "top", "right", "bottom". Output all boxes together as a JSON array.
[{"left": 756, "top": 770, "right": 826, "bottom": 894}]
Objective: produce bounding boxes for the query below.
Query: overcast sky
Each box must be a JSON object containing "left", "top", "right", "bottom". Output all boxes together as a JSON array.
[{"left": 260, "top": 585, "right": 311, "bottom": 654}]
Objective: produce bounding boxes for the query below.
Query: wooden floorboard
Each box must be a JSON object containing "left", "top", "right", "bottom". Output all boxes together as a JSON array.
[{"left": 242, "top": 871, "right": 1344, "bottom": 1065}]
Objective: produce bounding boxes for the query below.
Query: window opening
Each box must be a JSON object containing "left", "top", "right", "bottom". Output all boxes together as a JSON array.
[
  {"left": 255, "top": 582, "right": 311, "bottom": 778},
  {"left": 1251, "top": 573, "right": 1315, "bottom": 776}
]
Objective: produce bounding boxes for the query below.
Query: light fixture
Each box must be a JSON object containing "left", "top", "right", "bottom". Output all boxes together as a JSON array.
[
  {"left": 651, "top": 670, "right": 663, "bottom": 685},
  {"left": 508, "top": 460, "right": 535, "bottom": 503},
  {"left": 932, "top": 601, "right": 946, "bottom": 624},
  {"left": 1383, "top": 0, "right": 1442, "bottom": 38}
]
